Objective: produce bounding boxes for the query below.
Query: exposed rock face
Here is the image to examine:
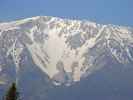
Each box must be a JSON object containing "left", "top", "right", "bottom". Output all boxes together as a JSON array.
[{"left": 0, "top": 16, "right": 133, "bottom": 99}]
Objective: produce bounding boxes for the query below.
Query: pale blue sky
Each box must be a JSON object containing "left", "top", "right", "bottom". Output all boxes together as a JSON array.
[{"left": 0, "top": 0, "right": 133, "bottom": 27}]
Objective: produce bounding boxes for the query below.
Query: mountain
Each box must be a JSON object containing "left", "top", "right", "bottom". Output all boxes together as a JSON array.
[{"left": 0, "top": 16, "right": 133, "bottom": 100}]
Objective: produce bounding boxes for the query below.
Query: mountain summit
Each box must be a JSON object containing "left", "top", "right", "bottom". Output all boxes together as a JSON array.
[{"left": 0, "top": 16, "right": 133, "bottom": 99}]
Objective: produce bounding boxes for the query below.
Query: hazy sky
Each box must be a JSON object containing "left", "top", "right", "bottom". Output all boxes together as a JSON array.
[{"left": 0, "top": 0, "right": 133, "bottom": 27}]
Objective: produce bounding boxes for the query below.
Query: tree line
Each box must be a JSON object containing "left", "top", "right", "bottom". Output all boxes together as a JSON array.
[{"left": 3, "top": 82, "right": 20, "bottom": 100}]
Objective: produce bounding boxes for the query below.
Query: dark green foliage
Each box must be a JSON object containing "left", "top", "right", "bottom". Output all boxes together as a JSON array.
[{"left": 4, "top": 83, "right": 19, "bottom": 100}]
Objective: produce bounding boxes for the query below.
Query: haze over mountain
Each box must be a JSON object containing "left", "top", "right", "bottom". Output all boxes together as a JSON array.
[{"left": 0, "top": 16, "right": 133, "bottom": 100}]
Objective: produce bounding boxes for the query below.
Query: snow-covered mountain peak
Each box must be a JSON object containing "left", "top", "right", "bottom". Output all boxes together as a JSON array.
[{"left": 0, "top": 16, "right": 133, "bottom": 86}]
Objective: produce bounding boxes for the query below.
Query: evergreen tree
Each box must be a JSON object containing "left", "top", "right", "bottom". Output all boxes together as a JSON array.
[{"left": 4, "top": 82, "right": 19, "bottom": 100}]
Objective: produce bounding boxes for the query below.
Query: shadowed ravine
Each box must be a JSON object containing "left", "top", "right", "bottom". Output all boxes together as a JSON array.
[{"left": 1, "top": 49, "right": 133, "bottom": 100}]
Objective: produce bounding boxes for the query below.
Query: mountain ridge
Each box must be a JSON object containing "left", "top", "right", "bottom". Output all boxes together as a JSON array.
[{"left": 0, "top": 16, "right": 133, "bottom": 87}]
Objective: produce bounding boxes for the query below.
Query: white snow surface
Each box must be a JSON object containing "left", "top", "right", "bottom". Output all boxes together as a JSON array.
[{"left": 0, "top": 16, "right": 133, "bottom": 85}]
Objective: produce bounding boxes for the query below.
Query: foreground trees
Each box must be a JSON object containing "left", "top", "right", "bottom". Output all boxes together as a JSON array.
[{"left": 4, "top": 82, "right": 19, "bottom": 100}]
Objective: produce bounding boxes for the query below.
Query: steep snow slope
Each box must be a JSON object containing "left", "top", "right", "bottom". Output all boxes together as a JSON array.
[{"left": 0, "top": 16, "right": 133, "bottom": 87}]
